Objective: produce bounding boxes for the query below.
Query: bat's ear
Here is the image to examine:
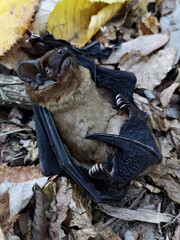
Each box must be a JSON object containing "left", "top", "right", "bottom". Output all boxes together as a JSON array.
[{"left": 17, "top": 60, "right": 42, "bottom": 83}]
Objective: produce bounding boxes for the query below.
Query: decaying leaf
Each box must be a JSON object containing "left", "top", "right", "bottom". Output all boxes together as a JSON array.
[
  {"left": 99, "top": 204, "right": 174, "bottom": 223},
  {"left": 47, "top": 0, "right": 127, "bottom": 47},
  {"left": 0, "top": 0, "right": 39, "bottom": 56},
  {"left": 149, "top": 166, "right": 180, "bottom": 204},
  {"left": 0, "top": 35, "right": 32, "bottom": 70},
  {"left": 160, "top": 0, "right": 176, "bottom": 15},
  {"left": 160, "top": 0, "right": 180, "bottom": 63},
  {"left": 49, "top": 177, "right": 72, "bottom": 239},
  {"left": 49, "top": 177, "right": 97, "bottom": 240},
  {"left": 120, "top": 48, "right": 177, "bottom": 90},
  {"left": 0, "top": 164, "right": 43, "bottom": 183},
  {"left": 4, "top": 178, "right": 47, "bottom": 221},
  {"left": 0, "top": 192, "right": 10, "bottom": 232},
  {"left": 0, "top": 164, "right": 47, "bottom": 221},
  {"left": 160, "top": 82, "right": 179, "bottom": 107},
  {"left": 31, "top": 184, "right": 46, "bottom": 240},
  {"left": 0, "top": 228, "right": 6, "bottom": 240},
  {"left": 138, "top": 13, "right": 159, "bottom": 35},
  {"left": 98, "top": 225, "right": 122, "bottom": 240},
  {"left": 103, "top": 34, "right": 169, "bottom": 64},
  {"left": 32, "top": 0, "right": 59, "bottom": 34}
]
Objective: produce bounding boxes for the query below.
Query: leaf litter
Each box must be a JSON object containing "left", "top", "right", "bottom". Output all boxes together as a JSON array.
[{"left": 0, "top": 0, "right": 180, "bottom": 239}]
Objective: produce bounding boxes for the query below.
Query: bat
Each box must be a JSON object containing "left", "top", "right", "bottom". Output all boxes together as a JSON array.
[{"left": 17, "top": 35, "right": 162, "bottom": 203}]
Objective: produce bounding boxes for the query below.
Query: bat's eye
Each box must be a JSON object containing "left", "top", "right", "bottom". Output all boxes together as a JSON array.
[
  {"left": 57, "top": 49, "right": 63, "bottom": 54},
  {"left": 45, "top": 66, "right": 51, "bottom": 75}
]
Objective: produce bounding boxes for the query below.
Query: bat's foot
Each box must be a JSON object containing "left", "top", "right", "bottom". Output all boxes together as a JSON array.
[{"left": 89, "top": 162, "right": 113, "bottom": 180}]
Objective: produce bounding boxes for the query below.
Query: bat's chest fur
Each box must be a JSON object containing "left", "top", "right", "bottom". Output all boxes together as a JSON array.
[{"left": 51, "top": 81, "right": 117, "bottom": 165}]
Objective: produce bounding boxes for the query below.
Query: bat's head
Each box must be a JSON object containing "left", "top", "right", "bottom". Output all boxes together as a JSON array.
[
  {"left": 17, "top": 47, "right": 78, "bottom": 89},
  {"left": 16, "top": 47, "right": 86, "bottom": 108}
]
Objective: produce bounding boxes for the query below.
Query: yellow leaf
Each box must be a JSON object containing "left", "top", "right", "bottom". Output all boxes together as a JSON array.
[
  {"left": 47, "top": 0, "right": 127, "bottom": 47},
  {"left": 88, "top": 3, "right": 124, "bottom": 40},
  {"left": 90, "top": 0, "right": 128, "bottom": 2},
  {"left": 0, "top": 0, "right": 39, "bottom": 56}
]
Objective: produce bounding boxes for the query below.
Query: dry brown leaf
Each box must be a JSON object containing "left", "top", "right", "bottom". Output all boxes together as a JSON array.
[
  {"left": 0, "top": 37, "right": 30, "bottom": 70},
  {"left": 134, "top": 93, "right": 171, "bottom": 132},
  {"left": 0, "top": 193, "right": 10, "bottom": 232},
  {"left": 0, "top": 164, "right": 47, "bottom": 221},
  {"left": 32, "top": 0, "right": 59, "bottom": 34},
  {"left": 148, "top": 125, "right": 180, "bottom": 204},
  {"left": 69, "top": 186, "right": 97, "bottom": 239},
  {"left": 160, "top": 0, "right": 180, "bottom": 63},
  {"left": 149, "top": 166, "right": 180, "bottom": 204},
  {"left": 0, "top": 164, "right": 43, "bottom": 183},
  {"left": 49, "top": 177, "right": 97, "bottom": 240},
  {"left": 0, "top": 0, "right": 39, "bottom": 56},
  {"left": 32, "top": 184, "right": 46, "bottom": 240},
  {"left": 0, "top": 176, "right": 48, "bottom": 221},
  {"left": 99, "top": 204, "right": 173, "bottom": 223},
  {"left": 103, "top": 34, "right": 169, "bottom": 64},
  {"left": 171, "top": 129, "right": 180, "bottom": 147},
  {"left": 0, "top": 228, "right": 6, "bottom": 240},
  {"left": 160, "top": 82, "right": 179, "bottom": 107},
  {"left": 120, "top": 48, "right": 177, "bottom": 90},
  {"left": 138, "top": 13, "right": 159, "bottom": 35},
  {"left": 98, "top": 225, "right": 122, "bottom": 240},
  {"left": 173, "top": 224, "right": 180, "bottom": 240},
  {"left": 49, "top": 177, "right": 72, "bottom": 239}
]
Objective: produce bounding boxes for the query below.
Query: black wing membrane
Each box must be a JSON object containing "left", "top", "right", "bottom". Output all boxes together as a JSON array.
[
  {"left": 96, "top": 66, "right": 136, "bottom": 102},
  {"left": 86, "top": 133, "right": 162, "bottom": 181},
  {"left": 33, "top": 104, "right": 65, "bottom": 176},
  {"left": 28, "top": 34, "right": 121, "bottom": 59},
  {"left": 33, "top": 104, "right": 128, "bottom": 203}
]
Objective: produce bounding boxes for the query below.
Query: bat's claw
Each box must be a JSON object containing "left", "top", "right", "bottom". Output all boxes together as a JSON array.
[
  {"left": 89, "top": 163, "right": 112, "bottom": 180},
  {"left": 30, "top": 33, "right": 41, "bottom": 39},
  {"left": 115, "top": 94, "right": 130, "bottom": 111}
]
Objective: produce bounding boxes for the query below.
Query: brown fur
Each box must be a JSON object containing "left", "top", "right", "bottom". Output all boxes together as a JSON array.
[{"left": 26, "top": 52, "right": 127, "bottom": 166}]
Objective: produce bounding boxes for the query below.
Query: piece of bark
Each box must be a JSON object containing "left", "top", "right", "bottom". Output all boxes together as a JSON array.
[{"left": 0, "top": 74, "right": 31, "bottom": 108}]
